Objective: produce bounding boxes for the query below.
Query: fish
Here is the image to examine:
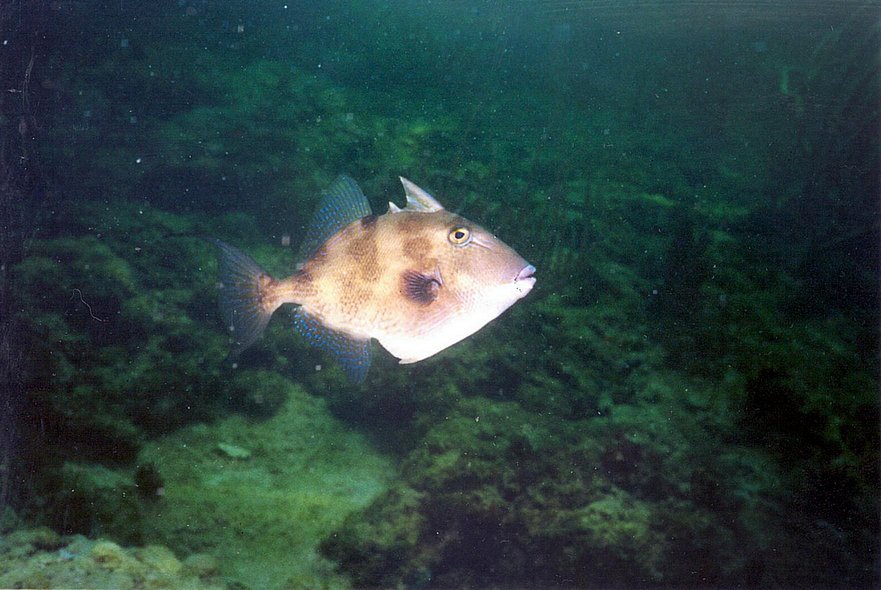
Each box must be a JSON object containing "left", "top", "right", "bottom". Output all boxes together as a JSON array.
[{"left": 211, "top": 175, "right": 536, "bottom": 382}]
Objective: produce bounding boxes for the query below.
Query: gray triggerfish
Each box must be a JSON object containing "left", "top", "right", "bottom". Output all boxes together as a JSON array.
[{"left": 211, "top": 175, "right": 536, "bottom": 382}]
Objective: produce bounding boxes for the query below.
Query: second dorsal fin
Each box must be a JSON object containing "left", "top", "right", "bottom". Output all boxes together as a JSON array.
[{"left": 299, "top": 175, "right": 372, "bottom": 260}]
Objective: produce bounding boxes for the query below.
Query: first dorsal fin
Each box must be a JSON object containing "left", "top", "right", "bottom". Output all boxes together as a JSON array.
[
  {"left": 298, "top": 175, "right": 372, "bottom": 260},
  {"left": 396, "top": 177, "right": 445, "bottom": 213}
]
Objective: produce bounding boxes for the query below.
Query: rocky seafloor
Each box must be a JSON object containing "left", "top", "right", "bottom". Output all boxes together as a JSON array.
[
  {"left": 1, "top": 2, "right": 878, "bottom": 589},
  {"left": 0, "top": 517, "right": 224, "bottom": 590}
]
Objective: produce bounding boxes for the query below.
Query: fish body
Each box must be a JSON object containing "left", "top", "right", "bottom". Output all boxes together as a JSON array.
[{"left": 212, "top": 175, "right": 536, "bottom": 381}]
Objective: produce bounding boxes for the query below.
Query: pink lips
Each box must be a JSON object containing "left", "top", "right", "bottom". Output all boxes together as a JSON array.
[
  {"left": 515, "top": 264, "right": 537, "bottom": 294},
  {"left": 517, "top": 264, "right": 536, "bottom": 281}
]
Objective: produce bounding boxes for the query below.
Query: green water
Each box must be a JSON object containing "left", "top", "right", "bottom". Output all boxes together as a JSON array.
[{"left": 0, "top": 1, "right": 878, "bottom": 588}]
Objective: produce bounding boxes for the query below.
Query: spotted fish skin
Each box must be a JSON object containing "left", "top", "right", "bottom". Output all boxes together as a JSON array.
[{"left": 212, "top": 175, "right": 536, "bottom": 381}]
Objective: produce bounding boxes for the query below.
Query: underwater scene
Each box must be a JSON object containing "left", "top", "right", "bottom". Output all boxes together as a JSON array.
[{"left": 0, "top": 1, "right": 878, "bottom": 588}]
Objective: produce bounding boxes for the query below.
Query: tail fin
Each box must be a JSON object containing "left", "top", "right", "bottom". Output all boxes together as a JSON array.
[{"left": 209, "top": 238, "right": 282, "bottom": 357}]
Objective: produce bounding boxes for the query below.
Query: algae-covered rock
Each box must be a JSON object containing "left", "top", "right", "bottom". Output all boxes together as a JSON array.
[
  {"left": 183, "top": 553, "right": 220, "bottom": 579},
  {"left": 574, "top": 491, "right": 665, "bottom": 581},
  {"left": 90, "top": 539, "right": 141, "bottom": 572},
  {"left": 50, "top": 462, "right": 144, "bottom": 544},
  {"left": 137, "top": 383, "right": 391, "bottom": 589},
  {"left": 0, "top": 530, "right": 226, "bottom": 590},
  {"left": 135, "top": 544, "right": 184, "bottom": 577},
  {"left": 320, "top": 358, "right": 790, "bottom": 588},
  {"left": 320, "top": 486, "right": 425, "bottom": 588},
  {"left": 134, "top": 462, "right": 165, "bottom": 500},
  {"left": 10, "top": 7, "right": 877, "bottom": 589},
  {"left": 0, "top": 506, "right": 21, "bottom": 534},
  {"left": 5, "top": 526, "right": 64, "bottom": 554},
  {"left": 216, "top": 442, "right": 251, "bottom": 460}
]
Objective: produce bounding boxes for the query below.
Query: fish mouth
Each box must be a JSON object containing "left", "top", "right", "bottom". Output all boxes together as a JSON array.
[{"left": 514, "top": 264, "right": 537, "bottom": 294}]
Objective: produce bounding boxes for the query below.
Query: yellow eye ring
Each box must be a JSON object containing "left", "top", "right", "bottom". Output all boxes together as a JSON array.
[{"left": 448, "top": 226, "right": 471, "bottom": 245}]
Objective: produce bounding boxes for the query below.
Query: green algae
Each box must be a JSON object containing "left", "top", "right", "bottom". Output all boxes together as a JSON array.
[
  {"left": 15, "top": 114, "right": 877, "bottom": 590},
  {"left": 10, "top": 197, "right": 394, "bottom": 588},
  {"left": 0, "top": 530, "right": 226, "bottom": 590},
  {"left": 5, "top": 5, "right": 878, "bottom": 589},
  {"left": 138, "top": 382, "right": 392, "bottom": 590}
]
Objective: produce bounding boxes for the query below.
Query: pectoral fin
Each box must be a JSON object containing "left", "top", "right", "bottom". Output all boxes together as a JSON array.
[{"left": 400, "top": 269, "right": 441, "bottom": 306}]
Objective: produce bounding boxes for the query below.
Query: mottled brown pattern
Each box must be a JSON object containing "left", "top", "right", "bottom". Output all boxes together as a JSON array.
[
  {"left": 257, "top": 274, "right": 277, "bottom": 309},
  {"left": 211, "top": 175, "right": 535, "bottom": 378},
  {"left": 293, "top": 269, "right": 313, "bottom": 295},
  {"left": 403, "top": 235, "right": 431, "bottom": 263},
  {"left": 350, "top": 284, "right": 373, "bottom": 310},
  {"left": 346, "top": 224, "right": 381, "bottom": 284},
  {"left": 396, "top": 212, "right": 428, "bottom": 235},
  {"left": 242, "top": 189, "right": 531, "bottom": 365}
]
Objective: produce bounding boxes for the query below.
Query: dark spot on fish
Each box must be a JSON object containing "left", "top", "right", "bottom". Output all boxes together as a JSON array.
[
  {"left": 403, "top": 236, "right": 430, "bottom": 262},
  {"left": 295, "top": 269, "right": 313, "bottom": 288},
  {"left": 256, "top": 273, "right": 278, "bottom": 309},
  {"left": 360, "top": 214, "right": 377, "bottom": 228},
  {"left": 347, "top": 228, "right": 380, "bottom": 283},
  {"left": 401, "top": 269, "right": 440, "bottom": 306},
  {"left": 359, "top": 254, "right": 380, "bottom": 283},
  {"left": 397, "top": 212, "right": 427, "bottom": 234}
]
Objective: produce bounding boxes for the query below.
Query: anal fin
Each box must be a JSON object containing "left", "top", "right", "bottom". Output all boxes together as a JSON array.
[{"left": 293, "top": 308, "right": 371, "bottom": 383}]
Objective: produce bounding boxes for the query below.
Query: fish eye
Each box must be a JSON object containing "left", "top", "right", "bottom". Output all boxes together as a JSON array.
[{"left": 448, "top": 226, "right": 471, "bottom": 245}]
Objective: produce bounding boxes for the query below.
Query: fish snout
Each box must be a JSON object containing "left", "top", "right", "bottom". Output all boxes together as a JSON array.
[{"left": 514, "top": 264, "right": 536, "bottom": 295}]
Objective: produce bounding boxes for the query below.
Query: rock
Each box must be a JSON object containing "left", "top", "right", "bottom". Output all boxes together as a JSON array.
[
  {"left": 136, "top": 545, "right": 182, "bottom": 577},
  {"left": 28, "top": 526, "right": 64, "bottom": 550},
  {"left": 0, "top": 527, "right": 228, "bottom": 589},
  {"left": 134, "top": 462, "right": 165, "bottom": 499},
  {"left": 183, "top": 553, "right": 220, "bottom": 578},
  {"left": 216, "top": 442, "right": 251, "bottom": 460},
  {"left": 0, "top": 506, "right": 20, "bottom": 533},
  {"left": 89, "top": 539, "right": 137, "bottom": 570},
  {"left": 51, "top": 461, "right": 143, "bottom": 544}
]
